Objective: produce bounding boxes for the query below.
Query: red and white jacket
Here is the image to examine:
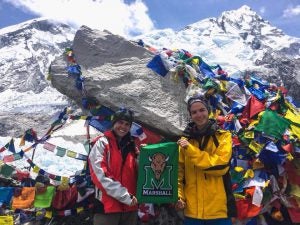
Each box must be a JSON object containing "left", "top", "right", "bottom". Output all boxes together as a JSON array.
[{"left": 88, "top": 130, "right": 138, "bottom": 213}]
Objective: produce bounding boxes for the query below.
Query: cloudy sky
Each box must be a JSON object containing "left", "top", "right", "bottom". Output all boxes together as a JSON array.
[{"left": 0, "top": 0, "right": 299, "bottom": 37}]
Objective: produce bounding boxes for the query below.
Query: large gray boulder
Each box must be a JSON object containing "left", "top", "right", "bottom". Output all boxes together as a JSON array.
[{"left": 50, "top": 26, "right": 189, "bottom": 138}]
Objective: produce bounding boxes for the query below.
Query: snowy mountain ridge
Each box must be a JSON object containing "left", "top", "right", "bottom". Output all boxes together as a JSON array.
[
  {"left": 0, "top": 18, "right": 76, "bottom": 136},
  {"left": 136, "top": 5, "right": 300, "bottom": 73},
  {"left": 0, "top": 17, "right": 75, "bottom": 94}
]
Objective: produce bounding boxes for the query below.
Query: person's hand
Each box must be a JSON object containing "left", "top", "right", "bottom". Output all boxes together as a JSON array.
[
  {"left": 177, "top": 138, "right": 189, "bottom": 149},
  {"left": 130, "top": 196, "right": 138, "bottom": 206},
  {"left": 175, "top": 199, "right": 186, "bottom": 210}
]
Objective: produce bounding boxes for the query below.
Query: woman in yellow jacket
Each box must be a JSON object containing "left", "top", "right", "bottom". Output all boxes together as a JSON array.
[{"left": 176, "top": 96, "right": 237, "bottom": 225}]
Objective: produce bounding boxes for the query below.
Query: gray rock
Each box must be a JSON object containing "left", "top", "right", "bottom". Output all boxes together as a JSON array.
[{"left": 254, "top": 51, "right": 300, "bottom": 102}]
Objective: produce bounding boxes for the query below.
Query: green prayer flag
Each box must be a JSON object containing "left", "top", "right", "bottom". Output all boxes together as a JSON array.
[
  {"left": 55, "top": 175, "right": 61, "bottom": 181},
  {"left": 202, "top": 78, "right": 219, "bottom": 91},
  {"left": 137, "top": 142, "right": 178, "bottom": 204},
  {"left": 230, "top": 170, "right": 244, "bottom": 184},
  {"left": 13, "top": 153, "right": 23, "bottom": 161},
  {"left": 255, "top": 110, "right": 291, "bottom": 140},
  {"left": 56, "top": 146, "right": 66, "bottom": 157},
  {"left": 0, "top": 164, "right": 14, "bottom": 177},
  {"left": 34, "top": 186, "right": 55, "bottom": 208}
]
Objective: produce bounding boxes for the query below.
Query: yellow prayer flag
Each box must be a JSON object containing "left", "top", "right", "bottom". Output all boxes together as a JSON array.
[
  {"left": 244, "top": 131, "right": 255, "bottom": 139},
  {"left": 233, "top": 193, "right": 246, "bottom": 199},
  {"left": 248, "top": 119, "right": 259, "bottom": 128},
  {"left": 286, "top": 153, "right": 294, "bottom": 161},
  {"left": 284, "top": 109, "right": 300, "bottom": 124},
  {"left": 0, "top": 216, "right": 13, "bottom": 225},
  {"left": 58, "top": 176, "right": 70, "bottom": 190},
  {"left": 289, "top": 125, "right": 300, "bottom": 139},
  {"left": 45, "top": 211, "right": 52, "bottom": 219},
  {"left": 36, "top": 210, "right": 45, "bottom": 218},
  {"left": 285, "top": 101, "right": 300, "bottom": 114},
  {"left": 77, "top": 207, "right": 84, "bottom": 213},
  {"left": 249, "top": 140, "right": 264, "bottom": 154},
  {"left": 234, "top": 166, "right": 244, "bottom": 172},
  {"left": 220, "top": 80, "right": 227, "bottom": 92},
  {"left": 285, "top": 109, "right": 300, "bottom": 138},
  {"left": 61, "top": 176, "right": 69, "bottom": 185},
  {"left": 33, "top": 165, "right": 40, "bottom": 173},
  {"left": 243, "top": 169, "right": 254, "bottom": 179},
  {"left": 264, "top": 180, "right": 270, "bottom": 188},
  {"left": 67, "top": 150, "right": 77, "bottom": 158},
  {"left": 191, "top": 58, "right": 199, "bottom": 65}
]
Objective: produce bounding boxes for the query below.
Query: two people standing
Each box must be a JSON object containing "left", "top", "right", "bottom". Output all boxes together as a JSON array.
[{"left": 89, "top": 95, "right": 236, "bottom": 225}]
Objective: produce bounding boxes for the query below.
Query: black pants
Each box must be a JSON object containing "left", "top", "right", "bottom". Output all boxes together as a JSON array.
[{"left": 93, "top": 211, "right": 137, "bottom": 225}]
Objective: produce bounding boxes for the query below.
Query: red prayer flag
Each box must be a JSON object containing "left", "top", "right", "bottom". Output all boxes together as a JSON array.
[
  {"left": 43, "top": 142, "right": 56, "bottom": 152},
  {"left": 281, "top": 143, "right": 294, "bottom": 153},
  {"left": 3, "top": 155, "right": 15, "bottom": 163},
  {"left": 249, "top": 95, "right": 265, "bottom": 118}
]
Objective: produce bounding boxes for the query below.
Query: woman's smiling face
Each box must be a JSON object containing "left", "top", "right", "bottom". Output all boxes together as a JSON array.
[
  {"left": 189, "top": 102, "right": 209, "bottom": 129},
  {"left": 112, "top": 119, "right": 131, "bottom": 138}
]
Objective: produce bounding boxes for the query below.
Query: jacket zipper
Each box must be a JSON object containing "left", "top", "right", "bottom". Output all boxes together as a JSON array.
[{"left": 121, "top": 151, "right": 126, "bottom": 212}]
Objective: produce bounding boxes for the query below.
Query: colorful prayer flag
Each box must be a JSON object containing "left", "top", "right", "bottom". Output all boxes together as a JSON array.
[
  {"left": 0, "top": 164, "right": 14, "bottom": 177},
  {"left": 0, "top": 216, "right": 13, "bottom": 225},
  {"left": 43, "top": 142, "right": 56, "bottom": 152},
  {"left": 56, "top": 147, "right": 66, "bottom": 157},
  {"left": 66, "top": 150, "right": 77, "bottom": 158},
  {"left": 147, "top": 55, "right": 168, "bottom": 77}
]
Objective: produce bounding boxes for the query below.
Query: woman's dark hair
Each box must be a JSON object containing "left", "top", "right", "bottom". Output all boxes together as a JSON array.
[
  {"left": 112, "top": 108, "right": 134, "bottom": 124},
  {"left": 187, "top": 96, "right": 210, "bottom": 113}
]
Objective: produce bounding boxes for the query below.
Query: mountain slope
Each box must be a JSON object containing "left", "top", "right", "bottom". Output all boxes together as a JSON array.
[{"left": 0, "top": 18, "right": 76, "bottom": 136}]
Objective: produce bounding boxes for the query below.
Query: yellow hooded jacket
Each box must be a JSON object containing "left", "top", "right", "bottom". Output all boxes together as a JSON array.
[{"left": 178, "top": 130, "right": 236, "bottom": 219}]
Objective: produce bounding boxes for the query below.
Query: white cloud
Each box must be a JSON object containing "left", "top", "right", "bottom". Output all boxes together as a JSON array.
[
  {"left": 259, "top": 7, "right": 265, "bottom": 15},
  {"left": 282, "top": 5, "right": 300, "bottom": 18},
  {"left": 5, "top": 0, "right": 155, "bottom": 37}
]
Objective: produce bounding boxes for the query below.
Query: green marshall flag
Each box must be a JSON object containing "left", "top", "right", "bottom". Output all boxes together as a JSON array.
[{"left": 137, "top": 142, "right": 178, "bottom": 204}]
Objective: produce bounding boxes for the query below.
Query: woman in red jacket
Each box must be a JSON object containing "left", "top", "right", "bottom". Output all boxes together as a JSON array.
[{"left": 89, "top": 108, "right": 138, "bottom": 225}]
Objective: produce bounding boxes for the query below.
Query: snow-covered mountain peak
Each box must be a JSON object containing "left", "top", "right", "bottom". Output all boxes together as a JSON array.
[
  {"left": 220, "top": 5, "right": 262, "bottom": 24},
  {"left": 136, "top": 5, "right": 299, "bottom": 70},
  {"left": 0, "top": 18, "right": 76, "bottom": 92},
  {"left": 0, "top": 19, "right": 77, "bottom": 136},
  {"left": 0, "top": 17, "right": 69, "bottom": 34},
  {"left": 0, "top": 18, "right": 75, "bottom": 48},
  {"left": 183, "top": 5, "right": 287, "bottom": 43}
]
